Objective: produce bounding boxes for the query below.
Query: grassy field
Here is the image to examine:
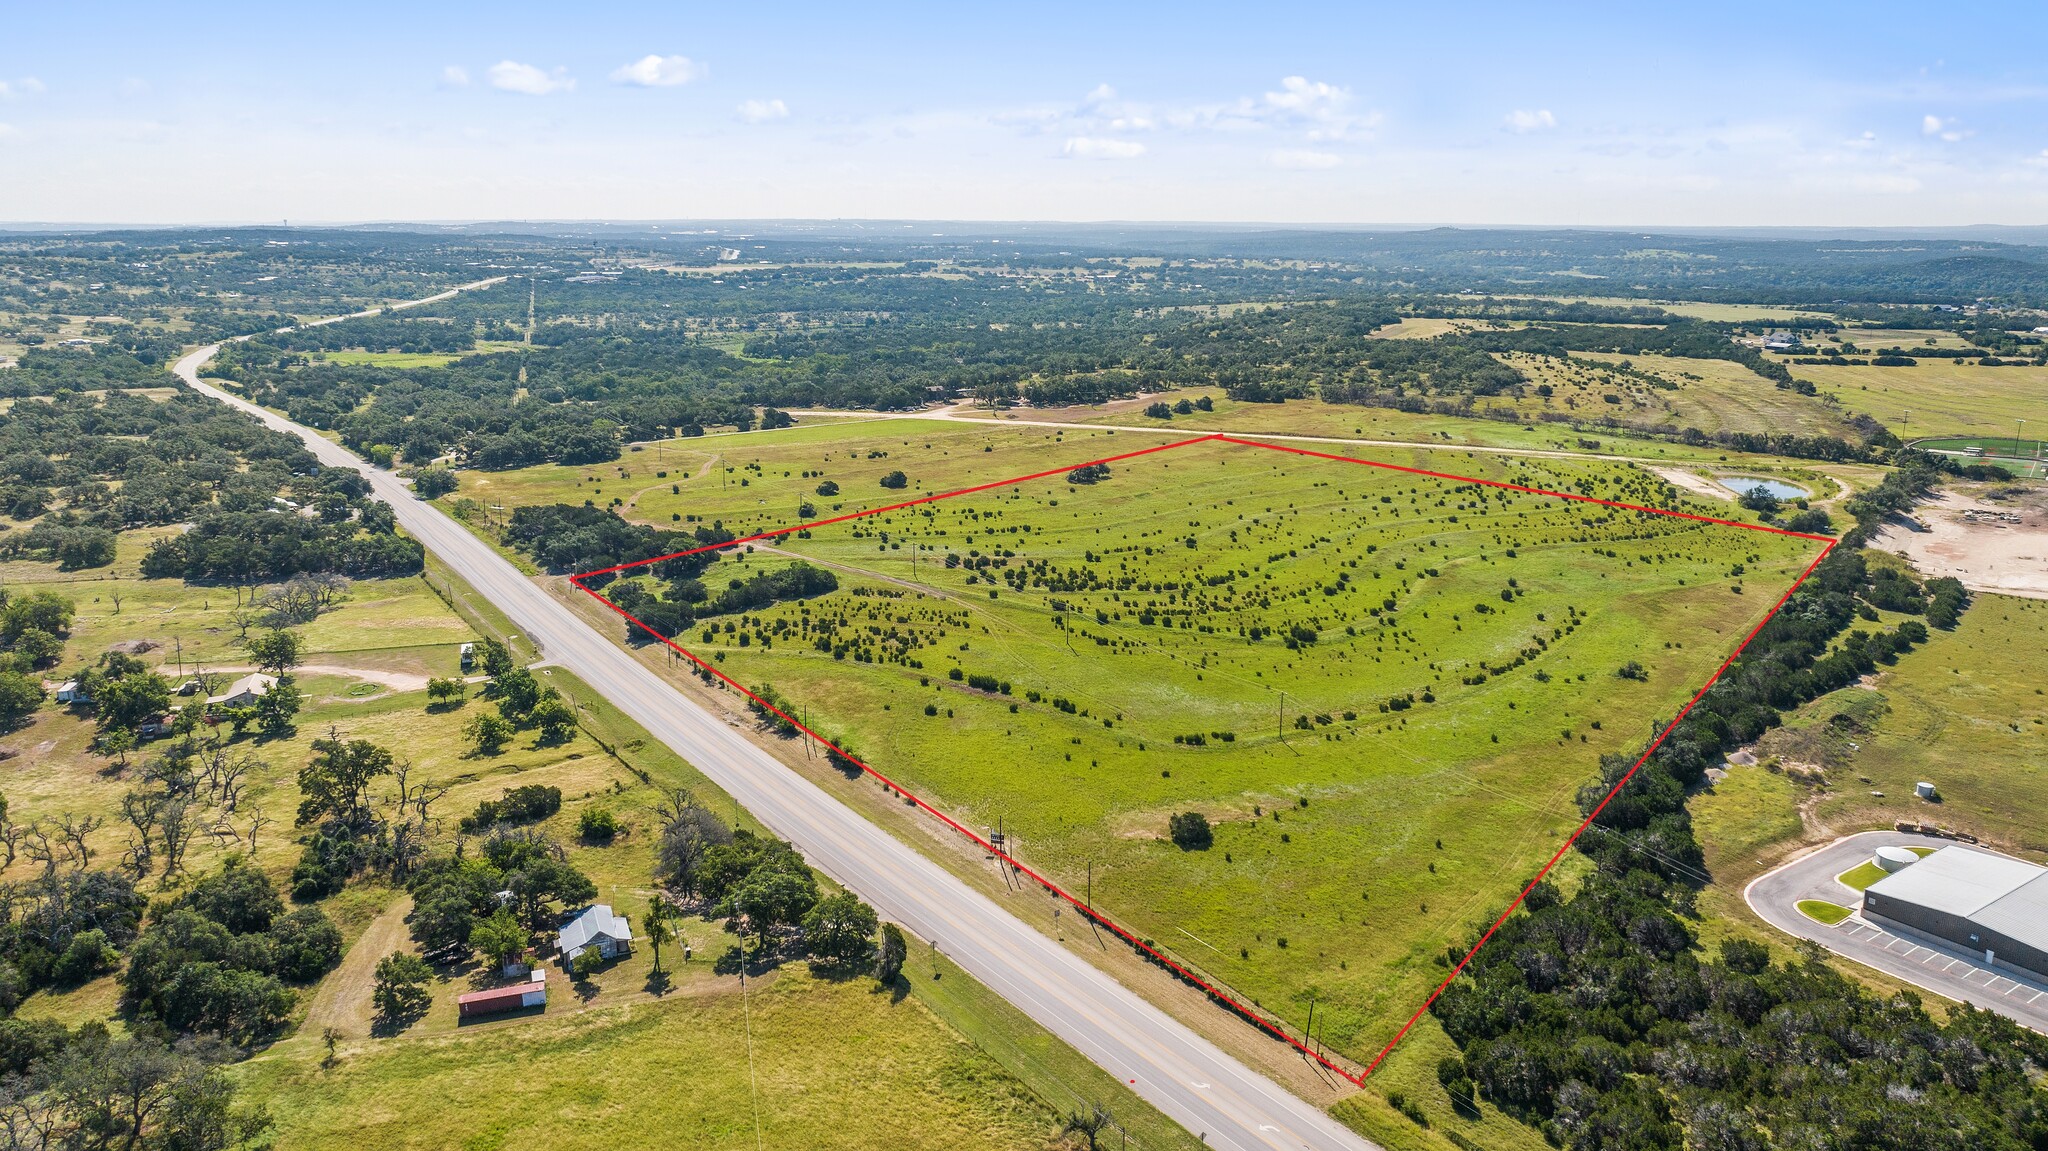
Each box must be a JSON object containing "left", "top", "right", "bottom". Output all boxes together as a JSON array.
[
  {"left": 312, "top": 342, "right": 526, "bottom": 370},
  {"left": 236, "top": 963, "right": 1084, "bottom": 1151},
  {"left": 1006, "top": 387, "right": 1843, "bottom": 469},
  {"left": 1369, "top": 318, "right": 1483, "bottom": 340},
  {"left": 0, "top": 527, "right": 477, "bottom": 679},
  {"left": 1742, "top": 593, "right": 2048, "bottom": 857},
  {"left": 460, "top": 422, "right": 1819, "bottom": 1064},
  {"left": 1792, "top": 358, "right": 2048, "bottom": 440},
  {"left": 1487, "top": 295, "right": 1834, "bottom": 323},
  {"left": 1561, "top": 352, "right": 1864, "bottom": 441},
  {"left": 1907, "top": 436, "right": 2048, "bottom": 479}
]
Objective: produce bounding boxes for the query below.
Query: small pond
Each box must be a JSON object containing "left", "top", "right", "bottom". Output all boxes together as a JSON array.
[{"left": 1717, "top": 476, "right": 1809, "bottom": 500}]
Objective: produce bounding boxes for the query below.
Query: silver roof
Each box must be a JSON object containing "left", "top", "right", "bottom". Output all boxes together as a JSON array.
[
  {"left": 557, "top": 904, "right": 632, "bottom": 953},
  {"left": 1865, "top": 846, "right": 2043, "bottom": 918},
  {"left": 1973, "top": 873, "right": 2048, "bottom": 953}
]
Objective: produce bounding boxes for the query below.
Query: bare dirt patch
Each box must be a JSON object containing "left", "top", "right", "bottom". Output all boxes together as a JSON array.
[
  {"left": 1648, "top": 467, "right": 1734, "bottom": 502},
  {"left": 1871, "top": 490, "right": 2048, "bottom": 600}
]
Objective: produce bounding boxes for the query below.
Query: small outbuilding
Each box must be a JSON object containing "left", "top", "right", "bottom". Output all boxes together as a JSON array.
[
  {"left": 558, "top": 904, "right": 633, "bottom": 963},
  {"left": 457, "top": 970, "right": 547, "bottom": 1020},
  {"left": 55, "top": 680, "right": 91, "bottom": 704}
]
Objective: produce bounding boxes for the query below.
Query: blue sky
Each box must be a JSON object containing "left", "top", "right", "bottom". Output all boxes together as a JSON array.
[{"left": 4, "top": 1, "right": 2046, "bottom": 225}]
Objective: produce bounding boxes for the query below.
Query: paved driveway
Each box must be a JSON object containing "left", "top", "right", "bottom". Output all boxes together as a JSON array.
[{"left": 1745, "top": 830, "right": 2048, "bottom": 1033}]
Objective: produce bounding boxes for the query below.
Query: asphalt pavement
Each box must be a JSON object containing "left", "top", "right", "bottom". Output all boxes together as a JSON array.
[
  {"left": 1745, "top": 830, "right": 2048, "bottom": 1033},
  {"left": 174, "top": 335, "right": 1379, "bottom": 1151}
]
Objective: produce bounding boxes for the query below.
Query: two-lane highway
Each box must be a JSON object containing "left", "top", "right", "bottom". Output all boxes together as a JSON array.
[{"left": 174, "top": 339, "right": 1377, "bottom": 1151}]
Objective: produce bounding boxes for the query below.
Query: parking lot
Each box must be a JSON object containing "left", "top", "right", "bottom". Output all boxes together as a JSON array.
[{"left": 1745, "top": 830, "right": 2048, "bottom": 1033}]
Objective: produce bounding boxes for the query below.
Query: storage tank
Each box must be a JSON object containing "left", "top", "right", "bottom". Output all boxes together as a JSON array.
[{"left": 1874, "top": 846, "right": 1919, "bottom": 872}]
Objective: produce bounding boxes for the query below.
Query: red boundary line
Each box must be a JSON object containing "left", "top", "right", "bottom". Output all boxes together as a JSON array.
[{"left": 566, "top": 432, "right": 1834, "bottom": 1085}]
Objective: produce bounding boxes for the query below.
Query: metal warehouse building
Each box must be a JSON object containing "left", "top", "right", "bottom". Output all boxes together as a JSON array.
[{"left": 1861, "top": 846, "right": 2048, "bottom": 979}]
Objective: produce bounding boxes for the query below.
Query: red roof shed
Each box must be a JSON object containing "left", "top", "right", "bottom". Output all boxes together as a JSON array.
[{"left": 457, "top": 973, "right": 546, "bottom": 1019}]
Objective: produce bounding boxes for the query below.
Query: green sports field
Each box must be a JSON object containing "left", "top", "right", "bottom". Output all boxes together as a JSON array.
[{"left": 485, "top": 422, "right": 1822, "bottom": 1063}]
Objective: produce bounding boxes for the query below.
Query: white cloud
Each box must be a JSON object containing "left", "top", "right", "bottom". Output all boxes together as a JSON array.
[
  {"left": 738, "top": 98, "right": 789, "bottom": 123},
  {"left": 1062, "top": 136, "right": 1146, "bottom": 160},
  {"left": 1270, "top": 148, "right": 1341, "bottom": 169},
  {"left": 1263, "top": 76, "right": 1346, "bottom": 118},
  {"left": 1922, "top": 113, "right": 1967, "bottom": 142},
  {"left": 440, "top": 65, "right": 470, "bottom": 88},
  {"left": 1253, "top": 76, "right": 1364, "bottom": 140},
  {"left": 489, "top": 61, "right": 574, "bottom": 96},
  {"left": 1001, "top": 76, "right": 1374, "bottom": 150},
  {"left": 611, "top": 55, "right": 705, "bottom": 87},
  {"left": 1504, "top": 108, "right": 1557, "bottom": 133},
  {"left": 0, "top": 78, "right": 44, "bottom": 100},
  {"left": 0, "top": 123, "right": 17, "bottom": 141}
]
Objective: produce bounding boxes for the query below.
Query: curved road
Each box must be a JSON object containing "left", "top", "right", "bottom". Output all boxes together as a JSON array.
[
  {"left": 175, "top": 329, "right": 1374, "bottom": 1151},
  {"left": 1745, "top": 831, "right": 2048, "bottom": 1033}
]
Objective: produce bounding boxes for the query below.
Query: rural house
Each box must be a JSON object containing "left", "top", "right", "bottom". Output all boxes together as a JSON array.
[
  {"left": 208, "top": 672, "right": 277, "bottom": 708},
  {"left": 557, "top": 904, "right": 633, "bottom": 963}
]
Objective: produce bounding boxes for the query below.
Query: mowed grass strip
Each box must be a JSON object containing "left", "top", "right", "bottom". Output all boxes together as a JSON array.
[
  {"left": 1836, "top": 861, "right": 1888, "bottom": 892},
  {"left": 1798, "top": 900, "right": 1853, "bottom": 925}
]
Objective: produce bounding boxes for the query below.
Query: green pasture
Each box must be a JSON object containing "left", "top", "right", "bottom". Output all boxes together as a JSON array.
[
  {"left": 1024, "top": 385, "right": 1840, "bottom": 468},
  {"left": 486, "top": 426, "right": 1818, "bottom": 1062},
  {"left": 0, "top": 526, "right": 477, "bottom": 678},
  {"left": 1798, "top": 358, "right": 2048, "bottom": 440},
  {"left": 1907, "top": 436, "right": 2047, "bottom": 479},
  {"left": 1561, "top": 352, "right": 1865, "bottom": 442},
  {"left": 236, "top": 963, "right": 1073, "bottom": 1151},
  {"left": 1758, "top": 594, "right": 2048, "bottom": 856},
  {"left": 315, "top": 350, "right": 468, "bottom": 370},
  {"left": 1485, "top": 295, "right": 1833, "bottom": 323}
]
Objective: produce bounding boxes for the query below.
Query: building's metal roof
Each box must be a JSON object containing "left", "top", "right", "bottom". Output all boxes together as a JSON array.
[
  {"left": 458, "top": 982, "right": 535, "bottom": 1006},
  {"left": 1866, "top": 846, "right": 2044, "bottom": 918},
  {"left": 558, "top": 904, "right": 632, "bottom": 955},
  {"left": 1973, "top": 873, "right": 2048, "bottom": 954}
]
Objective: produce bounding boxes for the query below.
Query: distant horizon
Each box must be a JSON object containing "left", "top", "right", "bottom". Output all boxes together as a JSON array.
[{"left": 5, "top": 219, "right": 2048, "bottom": 241}]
